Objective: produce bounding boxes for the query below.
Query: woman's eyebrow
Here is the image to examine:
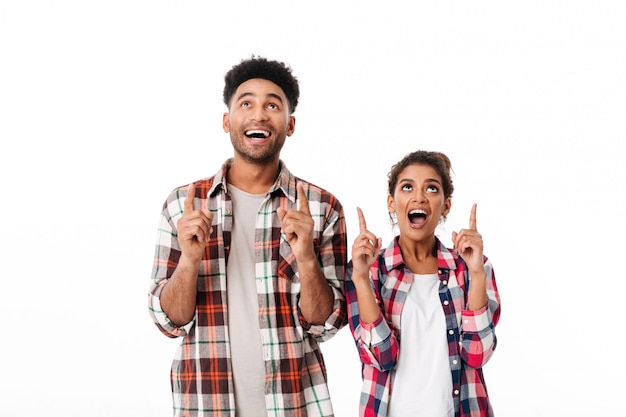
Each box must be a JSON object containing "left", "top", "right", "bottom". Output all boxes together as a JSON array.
[{"left": 399, "top": 177, "right": 442, "bottom": 184}]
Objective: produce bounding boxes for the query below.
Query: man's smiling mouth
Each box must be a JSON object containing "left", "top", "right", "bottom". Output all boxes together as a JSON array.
[{"left": 245, "top": 130, "right": 270, "bottom": 139}]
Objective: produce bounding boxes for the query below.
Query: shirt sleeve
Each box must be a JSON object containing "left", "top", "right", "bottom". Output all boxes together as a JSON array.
[
  {"left": 346, "top": 263, "right": 399, "bottom": 372},
  {"left": 459, "top": 257, "right": 501, "bottom": 368},
  {"left": 301, "top": 199, "right": 348, "bottom": 341},
  {"left": 147, "top": 188, "right": 195, "bottom": 338}
]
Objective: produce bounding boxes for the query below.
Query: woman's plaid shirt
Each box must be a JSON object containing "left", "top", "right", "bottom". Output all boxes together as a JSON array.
[
  {"left": 149, "top": 160, "right": 348, "bottom": 417},
  {"left": 346, "top": 237, "right": 501, "bottom": 417}
]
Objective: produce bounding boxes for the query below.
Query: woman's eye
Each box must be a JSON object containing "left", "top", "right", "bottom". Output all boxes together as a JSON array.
[
  {"left": 401, "top": 184, "right": 413, "bottom": 191},
  {"left": 427, "top": 185, "right": 439, "bottom": 193}
]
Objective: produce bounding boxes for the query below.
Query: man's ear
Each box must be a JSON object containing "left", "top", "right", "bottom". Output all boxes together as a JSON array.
[
  {"left": 287, "top": 115, "right": 296, "bottom": 137},
  {"left": 222, "top": 112, "right": 230, "bottom": 133}
]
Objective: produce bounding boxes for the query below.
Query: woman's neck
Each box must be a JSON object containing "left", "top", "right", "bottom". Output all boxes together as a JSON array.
[{"left": 398, "top": 235, "right": 438, "bottom": 275}]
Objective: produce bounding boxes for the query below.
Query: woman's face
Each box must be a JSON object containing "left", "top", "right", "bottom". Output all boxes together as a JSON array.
[{"left": 387, "top": 163, "right": 451, "bottom": 242}]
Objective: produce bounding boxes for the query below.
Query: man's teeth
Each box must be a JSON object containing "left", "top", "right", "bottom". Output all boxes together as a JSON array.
[{"left": 245, "top": 130, "right": 270, "bottom": 138}]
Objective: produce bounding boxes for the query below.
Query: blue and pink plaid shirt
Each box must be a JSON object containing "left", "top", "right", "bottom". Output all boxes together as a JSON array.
[{"left": 346, "top": 236, "right": 501, "bottom": 417}]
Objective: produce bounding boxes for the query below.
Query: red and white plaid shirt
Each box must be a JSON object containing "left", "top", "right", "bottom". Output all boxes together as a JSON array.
[{"left": 149, "top": 160, "right": 348, "bottom": 417}]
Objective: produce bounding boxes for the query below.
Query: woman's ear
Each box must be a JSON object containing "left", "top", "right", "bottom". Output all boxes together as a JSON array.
[
  {"left": 442, "top": 197, "right": 452, "bottom": 217},
  {"left": 387, "top": 194, "right": 395, "bottom": 213}
]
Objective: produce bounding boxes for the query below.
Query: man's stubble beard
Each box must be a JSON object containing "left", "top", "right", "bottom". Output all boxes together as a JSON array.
[{"left": 230, "top": 131, "right": 287, "bottom": 165}]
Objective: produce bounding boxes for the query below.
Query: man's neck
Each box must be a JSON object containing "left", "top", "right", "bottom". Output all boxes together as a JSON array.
[{"left": 227, "top": 157, "right": 280, "bottom": 194}]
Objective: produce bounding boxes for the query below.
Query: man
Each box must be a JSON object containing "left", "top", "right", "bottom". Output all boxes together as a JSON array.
[{"left": 148, "top": 56, "right": 348, "bottom": 417}]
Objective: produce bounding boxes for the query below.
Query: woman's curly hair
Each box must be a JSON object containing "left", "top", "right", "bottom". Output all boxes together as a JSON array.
[{"left": 387, "top": 150, "right": 455, "bottom": 199}]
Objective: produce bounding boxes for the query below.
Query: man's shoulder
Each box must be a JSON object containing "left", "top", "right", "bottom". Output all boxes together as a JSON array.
[
  {"left": 294, "top": 177, "right": 344, "bottom": 211},
  {"left": 161, "top": 175, "right": 221, "bottom": 213},
  {"left": 295, "top": 177, "right": 336, "bottom": 196},
  {"left": 169, "top": 175, "right": 217, "bottom": 194}
]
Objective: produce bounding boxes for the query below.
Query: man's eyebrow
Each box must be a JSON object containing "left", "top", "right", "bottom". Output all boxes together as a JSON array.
[
  {"left": 235, "top": 91, "right": 284, "bottom": 103},
  {"left": 267, "top": 93, "right": 284, "bottom": 103}
]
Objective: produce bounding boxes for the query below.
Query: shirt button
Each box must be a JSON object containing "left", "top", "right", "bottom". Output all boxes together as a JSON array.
[
  {"left": 443, "top": 300, "right": 449, "bottom": 306},
  {"left": 452, "top": 359, "right": 458, "bottom": 365},
  {"left": 442, "top": 280, "right": 448, "bottom": 285},
  {"left": 438, "top": 270, "right": 442, "bottom": 274},
  {"left": 454, "top": 389, "right": 459, "bottom": 396},
  {"left": 449, "top": 329, "right": 454, "bottom": 335}
]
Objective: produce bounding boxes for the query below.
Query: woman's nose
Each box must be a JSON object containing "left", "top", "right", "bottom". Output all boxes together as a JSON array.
[{"left": 413, "top": 191, "right": 427, "bottom": 202}]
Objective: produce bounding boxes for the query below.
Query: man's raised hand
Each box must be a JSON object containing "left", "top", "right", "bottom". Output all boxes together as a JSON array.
[
  {"left": 277, "top": 182, "right": 315, "bottom": 261},
  {"left": 177, "top": 183, "right": 213, "bottom": 263}
]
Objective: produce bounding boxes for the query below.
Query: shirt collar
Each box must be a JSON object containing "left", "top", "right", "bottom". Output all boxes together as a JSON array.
[
  {"left": 208, "top": 158, "right": 296, "bottom": 201},
  {"left": 272, "top": 160, "right": 297, "bottom": 203},
  {"left": 382, "top": 236, "right": 458, "bottom": 272}
]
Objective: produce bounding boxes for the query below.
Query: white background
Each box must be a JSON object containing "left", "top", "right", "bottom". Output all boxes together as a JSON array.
[{"left": 1, "top": 1, "right": 624, "bottom": 416}]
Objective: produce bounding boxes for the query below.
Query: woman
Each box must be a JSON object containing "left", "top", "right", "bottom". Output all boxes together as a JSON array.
[{"left": 346, "top": 150, "right": 501, "bottom": 417}]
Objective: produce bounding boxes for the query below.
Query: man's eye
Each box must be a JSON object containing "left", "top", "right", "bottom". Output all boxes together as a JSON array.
[
  {"left": 268, "top": 103, "right": 278, "bottom": 110},
  {"left": 241, "top": 102, "right": 250, "bottom": 108}
]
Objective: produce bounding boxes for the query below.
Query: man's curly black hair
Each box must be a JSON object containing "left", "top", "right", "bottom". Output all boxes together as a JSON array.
[{"left": 223, "top": 56, "right": 300, "bottom": 114}]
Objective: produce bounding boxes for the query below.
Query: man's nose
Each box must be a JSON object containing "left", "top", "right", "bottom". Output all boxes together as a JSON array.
[{"left": 250, "top": 106, "right": 269, "bottom": 121}]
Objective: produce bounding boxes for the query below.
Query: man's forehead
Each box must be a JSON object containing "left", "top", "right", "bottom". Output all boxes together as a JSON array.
[
  {"left": 235, "top": 78, "right": 285, "bottom": 94},
  {"left": 232, "top": 79, "right": 288, "bottom": 106}
]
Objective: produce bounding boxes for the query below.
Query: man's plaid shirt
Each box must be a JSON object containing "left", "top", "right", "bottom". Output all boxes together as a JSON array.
[{"left": 149, "top": 160, "right": 348, "bottom": 417}]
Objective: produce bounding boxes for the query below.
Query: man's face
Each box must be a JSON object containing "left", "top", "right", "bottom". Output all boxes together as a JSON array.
[{"left": 223, "top": 78, "right": 295, "bottom": 165}]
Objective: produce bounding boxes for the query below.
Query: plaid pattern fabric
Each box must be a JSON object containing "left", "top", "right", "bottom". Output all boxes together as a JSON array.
[
  {"left": 346, "top": 237, "right": 501, "bottom": 417},
  {"left": 148, "top": 160, "right": 348, "bottom": 417}
]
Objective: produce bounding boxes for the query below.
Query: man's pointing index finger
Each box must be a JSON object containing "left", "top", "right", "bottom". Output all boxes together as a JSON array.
[
  {"left": 297, "top": 182, "right": 311, "bottom": 216},
  {"left": 184, "top": 183, "right": 196, "bottom": 214}
]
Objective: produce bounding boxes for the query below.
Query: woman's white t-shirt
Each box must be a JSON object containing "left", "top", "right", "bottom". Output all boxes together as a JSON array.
[{"left": 388, "top": 273, "right": 454, "bottom": 417}]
